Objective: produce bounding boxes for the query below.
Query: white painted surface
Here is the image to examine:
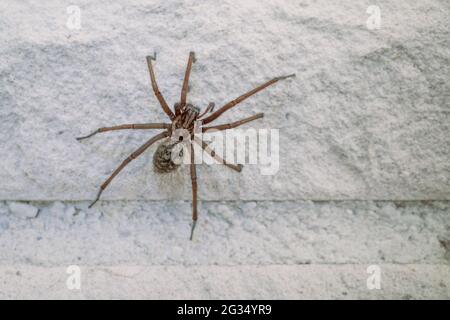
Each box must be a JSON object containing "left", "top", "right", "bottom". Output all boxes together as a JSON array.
[
  {"left": 0, "top": 0, "right": 448, "bottom": 200},
  {"left": 0, "top": 0, "right": 448, "bottom": 299}
]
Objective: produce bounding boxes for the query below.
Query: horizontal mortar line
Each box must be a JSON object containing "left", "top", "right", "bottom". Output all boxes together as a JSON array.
[
  {"left": 2, "top": 199, "right": 450, "bottom": 203},
  {"left": 3, "top": 262, "right": 448, "bottom": 268}
]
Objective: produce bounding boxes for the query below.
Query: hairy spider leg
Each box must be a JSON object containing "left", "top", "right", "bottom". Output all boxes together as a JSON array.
[
  {"left": 76, "top": 123, "right": 170, "bottom": 141},
  {"left": 146, "top": 53, "right": 175, "bottom": 120},
  {"left": 189, "top": 142, "right": 198, "bottom": 240},
  {"left": 193, "top": 136, "right": 242, "bottom": 172},
  {"left": 88, "top": 131, "right": 170, "bottom": 208},
  {"left": 202, "top": 113, "right": 264, "bottom": 132},
  {"left": 201, "top": 74, "right": 295, "bottom": 125},
  {"left": 180, "top": 51, "right": 196, "bottom": 108}
]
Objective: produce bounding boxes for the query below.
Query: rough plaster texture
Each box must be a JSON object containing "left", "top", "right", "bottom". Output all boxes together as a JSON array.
[
  {"left": 0, "top": 0, "right": 449, "bottom": 299},
  {"left": 1, "top": 0, "right": 449, "bottom": 201},
  {"left": 0, "top": 265, "right": 448, "bottom": 299},
  {"left": 0, "top": 200, "right": 449, "bottom": 299},
  {"left": 1, "top": 201, "right": 449, "bottom": 266}
]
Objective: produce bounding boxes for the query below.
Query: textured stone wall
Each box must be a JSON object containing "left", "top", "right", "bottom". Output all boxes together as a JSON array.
[{"left": 0, "top": 0, "right": 448, "bottom": 299}]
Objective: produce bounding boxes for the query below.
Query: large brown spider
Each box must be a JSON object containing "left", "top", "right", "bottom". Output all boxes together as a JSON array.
[{"left": 77, "top": 52, "right": 294, "bottom": 240}]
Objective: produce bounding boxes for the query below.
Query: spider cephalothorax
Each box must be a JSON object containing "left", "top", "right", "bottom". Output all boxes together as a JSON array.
[
  {"left": 173, "top": 103, "right": 200, "bottom": 130},
  {"left": 77, "top": 52, "right": 294, "bottom": 240}
]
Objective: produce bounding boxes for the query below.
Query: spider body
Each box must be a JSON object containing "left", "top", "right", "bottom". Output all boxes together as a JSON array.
[
  {"left": 173, "top": 103, "right": 200, "bottom": 130},
  {"left": 153, "top": 103, "right": 201, "bottom": 172},
  {"left": 77, "top": 52, "right": 294, "bottom": 240},
  {"left": 153, "top": 139, "right": 183, "bottom": 173}
]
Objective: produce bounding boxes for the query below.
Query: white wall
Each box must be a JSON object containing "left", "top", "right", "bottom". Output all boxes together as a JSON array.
[{"left": 0, "top": 0, "right": 449, "bottom": 299}]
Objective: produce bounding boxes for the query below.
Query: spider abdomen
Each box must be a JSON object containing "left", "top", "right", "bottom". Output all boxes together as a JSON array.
[{"left": 153, "top": 139, "right": 183, "bottom": 173}]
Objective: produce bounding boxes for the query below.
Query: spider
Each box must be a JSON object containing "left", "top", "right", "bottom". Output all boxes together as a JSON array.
[{"left": 77, "top": 52, "right": 294, "bottom": 240}]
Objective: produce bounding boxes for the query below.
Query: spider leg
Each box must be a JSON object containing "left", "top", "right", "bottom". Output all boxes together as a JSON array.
[
  {"left": 201, "top": 74, "right": 295, "bottom": 125},
  {"left": 76, "top": 123, "right": 170, "bottom": 141},
  {"left": 202, "top": 113, "right": 263, "bottom": 132},
  {"left": 181, "top": 51, "right": 196, "bottom": 107},
  {"left": 146, "top": 53, "right": 175, "bottom": 120},
  {"left": 88, "top": 131, "right": 169, "bottom": 208},
  {"left": 193, "top": 137, "right": 242, "bottom": 172},
  {"left": 189, "top": 142, "right": 198, "bottom": 240}
]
